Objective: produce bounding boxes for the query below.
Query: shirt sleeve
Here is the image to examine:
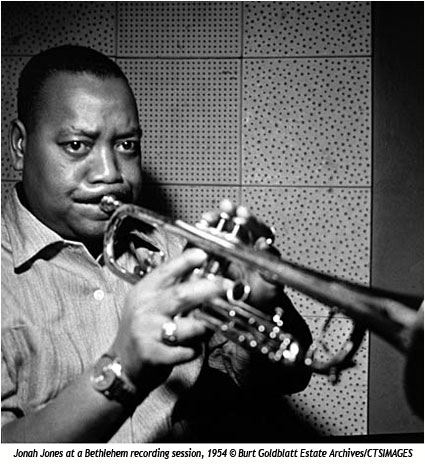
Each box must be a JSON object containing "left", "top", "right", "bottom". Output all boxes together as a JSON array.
[{"left": 1, "top": 338, "right": 23, "bottom": 427}]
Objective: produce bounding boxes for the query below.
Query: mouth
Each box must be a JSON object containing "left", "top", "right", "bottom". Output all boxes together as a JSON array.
[
  {"left": 75, "top": 189, "right": 132, "bottom": 205},
  {"left": 73, "top": 190, "right": 132, "bottom": 217}
]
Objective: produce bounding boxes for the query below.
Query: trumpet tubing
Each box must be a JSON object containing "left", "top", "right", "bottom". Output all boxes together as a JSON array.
[{"left": 100, "top": 195, "right": 421, "bottom": 381}]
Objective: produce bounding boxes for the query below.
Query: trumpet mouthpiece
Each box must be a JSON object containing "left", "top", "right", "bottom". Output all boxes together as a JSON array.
[{"left": 100, "top": 195, "right": 121, "bottom": 214}]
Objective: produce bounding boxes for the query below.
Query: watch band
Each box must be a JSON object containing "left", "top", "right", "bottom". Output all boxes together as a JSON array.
[{"left": 91, "top": 354, "right": 139, "bottom": 410}]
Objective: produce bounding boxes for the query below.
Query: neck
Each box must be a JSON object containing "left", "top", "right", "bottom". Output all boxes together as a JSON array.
[{"left": 17, "top": 183, "right": 105, "bottom": 259}]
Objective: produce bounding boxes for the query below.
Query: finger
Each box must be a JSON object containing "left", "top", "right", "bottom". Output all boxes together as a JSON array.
[
  {"left": 157, "top": 344, "right": 204, "bottom": 366},
  {"left": 159, "top": 315, "right": 211, "bottom": 346},
  {"left": 244, "top": 216, "right": 275, "bottom": 243},
  {"left": 159, "top": 275, "right": 232, "bottom": 318},
  {"left": 228, "top": 202, "right": 275, "bottom": 243},
  {"left": 136, "top": 248, "right": 208, "bottom": 288},
  {"left": 254, "top": 237, "right": 281, "bottom": 257}
]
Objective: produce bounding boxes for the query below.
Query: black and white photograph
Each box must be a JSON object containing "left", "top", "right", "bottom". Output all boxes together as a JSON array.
[{"left": 1, "top": 0, "right": 423, "bottom": 458}]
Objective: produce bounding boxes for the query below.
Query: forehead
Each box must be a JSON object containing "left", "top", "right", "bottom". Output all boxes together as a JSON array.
[{"left": 34, "top": 72, "right": 138, "bottom": 130}]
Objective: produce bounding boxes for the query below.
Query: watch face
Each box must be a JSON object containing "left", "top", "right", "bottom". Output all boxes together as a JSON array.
[{"left": 92, "top": 356, "right": 115, "bottom": 391}]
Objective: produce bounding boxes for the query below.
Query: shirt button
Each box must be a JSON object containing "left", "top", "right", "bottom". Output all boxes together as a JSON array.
[{"left": 93, "top": 289, "right": 105, "bottom": 301}]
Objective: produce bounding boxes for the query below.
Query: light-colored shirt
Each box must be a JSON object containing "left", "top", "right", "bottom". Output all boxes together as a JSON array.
[
  {"left": 2, "top": 185, "right": 314, "bottom": 442},
  {"left": 1, "top": 185, "right": 202, "bottom": 442}
]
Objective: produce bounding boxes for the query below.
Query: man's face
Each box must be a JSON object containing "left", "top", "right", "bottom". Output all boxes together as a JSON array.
[{"left": 21, "top": 72, "right": 142, "bottom": 242}]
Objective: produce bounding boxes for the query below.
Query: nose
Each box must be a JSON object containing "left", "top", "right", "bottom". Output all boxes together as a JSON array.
[{"left": 88, "top": 146, "right": 122, "bottom": 184}]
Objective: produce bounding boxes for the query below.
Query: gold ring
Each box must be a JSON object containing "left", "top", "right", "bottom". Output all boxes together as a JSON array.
[{"left": 161, "top": 320, "right": 178, "bottom": 345}]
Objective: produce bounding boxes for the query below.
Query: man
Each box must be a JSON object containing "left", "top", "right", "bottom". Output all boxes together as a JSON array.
[{"left": 2, "top": 45, "right": 313, "bottom": 442}]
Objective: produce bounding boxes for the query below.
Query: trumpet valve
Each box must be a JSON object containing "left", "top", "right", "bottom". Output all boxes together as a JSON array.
[
  {"left": 229, "top": 216, "right": 247, "bottom": 240},
  {"left": 216, "top": 211, "right": 231, "bottom": 232}
]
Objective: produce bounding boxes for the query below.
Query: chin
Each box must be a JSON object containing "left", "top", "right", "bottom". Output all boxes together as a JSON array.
[{"left": 72, "top": 221, "right": 107, "bottom": 243}]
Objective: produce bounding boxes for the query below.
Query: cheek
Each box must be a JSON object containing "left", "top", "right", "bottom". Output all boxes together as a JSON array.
[
  {"left": 123, "top": 159, "right": 142, "bottom": 193},
  {"left": 25, "top": 141, "right": 79, "bottom": 190},
  {"left": 39, "top": 160, "right": 78, "bottom": 196},
  {"left": 26, "top": 161, "right": 83, "bottom": 210}
]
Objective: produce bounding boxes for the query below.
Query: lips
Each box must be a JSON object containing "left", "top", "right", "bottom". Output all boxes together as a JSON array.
[{"left": 74, "top": 189, "right": 132, "bottom": 206}]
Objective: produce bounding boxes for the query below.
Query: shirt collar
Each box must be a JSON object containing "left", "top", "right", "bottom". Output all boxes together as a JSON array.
[
  {"left": 3, "top": 184, "right": 73, "bottom": 269},
  {"left": 3, "top": 184, "right": 177, "bottom": 270}
]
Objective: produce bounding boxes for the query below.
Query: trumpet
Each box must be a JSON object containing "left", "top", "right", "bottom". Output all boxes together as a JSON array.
[{"left": 100, "top": 196, "right": 423, "bottom": 393}]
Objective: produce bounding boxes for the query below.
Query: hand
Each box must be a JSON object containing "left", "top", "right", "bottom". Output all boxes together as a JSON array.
[
  {"left": 109, "top": 248, "right": 230, "bottom": 393},
  {"left": 199, "top": 199, "right": 282, "bottom": 313}
]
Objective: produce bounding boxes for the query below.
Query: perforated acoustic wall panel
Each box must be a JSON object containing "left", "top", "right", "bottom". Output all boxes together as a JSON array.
[
  {"left": 243, "top": 187, "right": 370, "bottom": 322},
  {"left": 243, "top": 188, "right": 370, "bottom": 285},
  {"left": 243, "top": 58, "right": 371, "bottom": 186},
  {"left": 1, "top": 2, "right": 372, "bottom": 438},
  {"left": 287, "top": 317, "right": 368, "bottom": 436},
  {"left": 1, "top": 2, "right": 115, "bottom": 56},
  {"left": 119, "top": 59, "right": 240, "bottom": 185},
  {"left": 244, "top": 2, "right": 371, "bottom": 56},
  {"left": 118, "top": 2, "right": 241, "bottom": 56},
  {"left": 142, "top": 186, "right": 240, "bottom": 225}
]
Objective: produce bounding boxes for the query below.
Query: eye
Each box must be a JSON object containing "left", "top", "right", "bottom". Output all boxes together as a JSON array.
[
  {"left": 116, "top": 140, "right": 139, "bottom": 154},
  {"left": 69, "top": 141, "right": 83, "bottom": 151},
  {"left": 61, "top": 141, "right": 91, "bottom": 155}
]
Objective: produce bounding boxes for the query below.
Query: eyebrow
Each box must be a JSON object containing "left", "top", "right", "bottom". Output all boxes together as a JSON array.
[
  {"left": 57, "top": 127, "right": 99, "bottom": 138},
  {"left": 116, "top": 127, "right": 143, "bottom": 139},
  {"left": 57, "top": 126, "right": 142, "bottom": 139}
]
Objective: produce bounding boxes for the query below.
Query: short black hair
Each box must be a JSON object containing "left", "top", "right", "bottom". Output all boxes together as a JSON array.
[{"left": 18, "top": 45, "right": 130, "bottom": 128}]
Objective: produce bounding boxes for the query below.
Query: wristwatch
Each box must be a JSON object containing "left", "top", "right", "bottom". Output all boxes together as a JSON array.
[{"left": 91, "top": 354, "right": 139, "bottom": 409}]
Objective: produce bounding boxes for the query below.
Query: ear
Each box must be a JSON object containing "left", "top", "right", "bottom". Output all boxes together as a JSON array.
[{"left": 8, "top": 119, "right": 27, "bottom": 171}]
